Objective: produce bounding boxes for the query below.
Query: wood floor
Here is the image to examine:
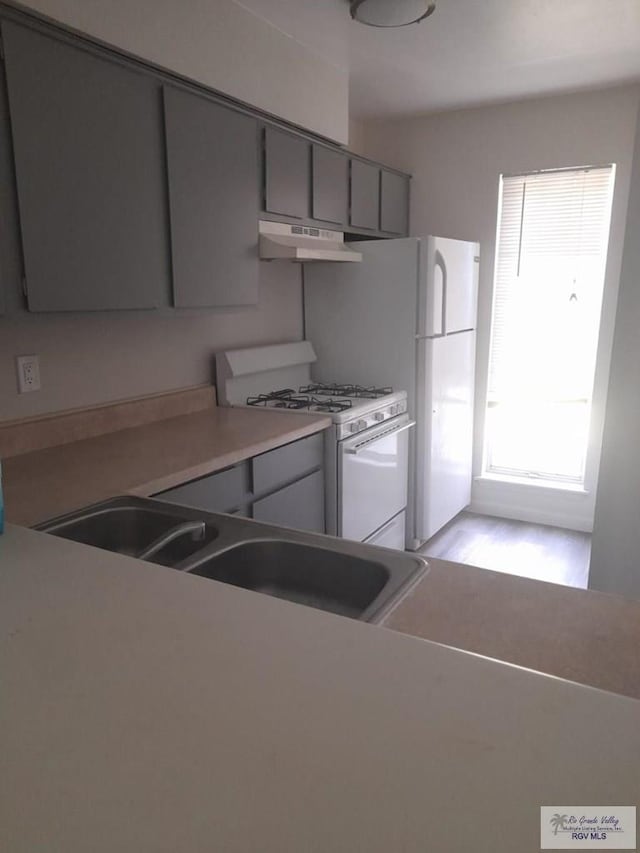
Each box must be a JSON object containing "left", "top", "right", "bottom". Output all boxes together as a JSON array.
[{"left": 419, "top": 512, "right": 591, "bottom": 589}]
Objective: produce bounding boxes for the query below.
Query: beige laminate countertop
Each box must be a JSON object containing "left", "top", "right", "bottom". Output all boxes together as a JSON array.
[
  {"left": 384, "top": 557, "right": 640, "bottom": 700},
  {"left": 3, "top": 406, "right": 330, "bottom": 527},
  {"left": 2, "top": 524, "right": 639, "bottom": 853}
]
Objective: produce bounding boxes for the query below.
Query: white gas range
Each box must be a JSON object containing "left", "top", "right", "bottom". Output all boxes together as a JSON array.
[{"left": 216, "top": 342, "right": 413, "bottom": 550}]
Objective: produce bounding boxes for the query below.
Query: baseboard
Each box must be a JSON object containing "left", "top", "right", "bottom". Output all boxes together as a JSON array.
[{"left": 468, "top": 499, "right": 593, "bottom": 533}]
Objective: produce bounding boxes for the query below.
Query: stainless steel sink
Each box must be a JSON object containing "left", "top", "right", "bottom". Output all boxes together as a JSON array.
[
  {"left": 188, "top": 539, "right": 390, "bottom": 620},
  {"left": 36, "top": 498, "right": 218, "bottom": 568},
  {"left": 38, "top": 497, "right": 427, "bottom": 621}
]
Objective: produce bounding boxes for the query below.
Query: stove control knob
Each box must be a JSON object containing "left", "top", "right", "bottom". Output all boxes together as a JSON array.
[
  {"left": 374, "top": 412, "right": 385, "bottom": 422},
  {"left": 349, "top": 422, "right": 358, "bottom": 433},
  {"left": 357, "top": 419, "right": 368, "bottom": 431},
  {"left": 389, "top": 404, "right": 398, "bottom": 415}
]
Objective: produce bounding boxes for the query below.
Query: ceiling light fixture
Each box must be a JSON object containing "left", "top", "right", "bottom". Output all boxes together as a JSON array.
[{"left": 350, "top": 0, "right": 436, "bottom": 28}]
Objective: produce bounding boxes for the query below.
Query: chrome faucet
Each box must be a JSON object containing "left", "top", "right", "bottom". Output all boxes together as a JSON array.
[{"left": 136, "top": 521, "right": 206, "bottom": 561}]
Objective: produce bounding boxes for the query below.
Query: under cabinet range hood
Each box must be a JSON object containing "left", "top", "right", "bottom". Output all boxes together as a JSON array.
[{"left": 259, "top": 220, "right": 362, "bottom": 263}]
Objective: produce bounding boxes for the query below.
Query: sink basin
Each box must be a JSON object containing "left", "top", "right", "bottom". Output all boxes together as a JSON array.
[
  {"left": 187, "top": 539, "right": 390, "bottom": 619},
  {"left": 38, "top": 497, "right": 427, "bottom": 620},
  {"left": 38, "top": 500, "right": 218, "bottom": 567}
]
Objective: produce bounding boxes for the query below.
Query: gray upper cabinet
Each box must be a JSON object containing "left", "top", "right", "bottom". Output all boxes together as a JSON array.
[
  {"left": 1, "top": 21, "right": 169, "bottom": 312},
  {"left": 164, "top": 86, "right": 259, "bottom": 307},
  {"left": 264, "top": 127, "right": 310, "bottom": 219},
  {"left": 0, "top": 17, "right": 410, "bottom": 317},
  {"left": 380, "top": 170, "right": 409, "bottom": 236},
  {"left": 312, "top": 145, "right": 348, "bottom": 227},
  {"left": 350, "top": 159, "right": 380, "bottom": 231}
]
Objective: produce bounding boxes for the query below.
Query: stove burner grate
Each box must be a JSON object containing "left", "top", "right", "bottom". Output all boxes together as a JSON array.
[
  {"left": 246, "top": 390, "right": 353, "bottom": 413},
  {"left": 311, "top": 397, "right": 352, "bottom": 413},
  {"left": 299, "top": 382, "right": 393, "bottom": 399},
  {"left": 247, "top": 391, "right": 309, "bottom": 410}
]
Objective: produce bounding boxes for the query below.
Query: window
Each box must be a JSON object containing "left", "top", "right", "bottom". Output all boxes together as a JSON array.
[{"left": 484, "top": 165, "right": 615, "bottom": 484}]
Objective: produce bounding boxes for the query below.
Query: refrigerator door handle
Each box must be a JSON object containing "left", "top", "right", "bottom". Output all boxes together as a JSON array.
[
  {"left": 417, "top": 250, "right": 446, "bottom": 341},
  {"left": 435, "top": 249, "right": 447, "bottom": 336}
]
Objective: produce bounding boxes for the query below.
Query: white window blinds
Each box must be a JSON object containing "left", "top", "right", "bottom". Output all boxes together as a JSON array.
[
  {"left": 485, "top": 165, "right": 614, "bottom": 481},
  {"left": 489, "top": 166, "right": 614, "bottom": 403}
]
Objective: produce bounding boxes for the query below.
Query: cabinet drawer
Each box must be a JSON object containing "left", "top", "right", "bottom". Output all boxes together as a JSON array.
[
  {"left": 154, "top": 464, "right": 246, "bottom": 513},
  {"left": 253, "top": 470, "right": 325, "bottom": 533},
  {"left": 252, "top": 432, "right": 324, "bottom": 496}
]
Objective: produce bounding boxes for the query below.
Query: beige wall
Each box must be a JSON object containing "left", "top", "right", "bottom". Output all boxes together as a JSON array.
[
  {"left": 348, "top": 119, "right": 368, "bottom": 157},
  {"left": 590, "top": 105, "right": 640, "bottom": 598},
  {"left": 358, "top": 86, "right": 640, "bottom": 531},
  {"left": 0, "top": 262, "right": 302, "bottom": 421},
  {"left": 12, "top": 0, "right": 349, "bottom": 143}
]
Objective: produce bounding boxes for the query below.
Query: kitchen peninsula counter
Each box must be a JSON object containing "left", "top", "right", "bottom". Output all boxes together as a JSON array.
[
  {"left": 2, "top": 523, "right": 638, "bottom": 853},
  {"left": 2, "top": 402, "right": 330, "bottom": 526},
  {"left": 383, "top": 556, "right": 640, "bottom": 700}
]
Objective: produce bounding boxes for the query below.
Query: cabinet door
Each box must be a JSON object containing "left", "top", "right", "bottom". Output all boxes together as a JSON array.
[
  {"left": 350, "top": 160, "right": 380, "bottom": 230},
  {"left": 163, "top": 86, "right": 259, "bottom": 307},
  {"left": 2, "top": 21, "right": 169, "bottom": 312},
  {"left": 312, "top": 145, "right": 348, "bottom": 226},
  {"left": 264, "top": 127, "right": 310, "bottom": 219},
  {"left": 380, "top": 170, "right": 409, "bottom": 235},
  {"left": 253, "top": 470, "right": 325, "bottom": 534}
]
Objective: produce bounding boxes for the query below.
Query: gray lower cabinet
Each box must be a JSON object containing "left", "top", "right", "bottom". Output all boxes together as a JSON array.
[
  {"left": 1, "top": 21, "right": 170, "bottom": 312},
  {"left": 380, "top": 170, "right": 410, "bottom": 235},
  {"left": 312, "top": 145, "right": 349, "bottom": 227},
  {"left": 264, "top": 127, "right": 310, "bottom": 219},
  {"left": 153, "top": 432, "right": 326, "bottom": 534},
  {"left": 154, "top": 464, "right": 246, "bottom": 514},
  {"left": 253, "top": 470, "right": 324, "bottom": 533},
  {"left": 252, "top": 432, "right": 323, "bottom": 496},
  {"left": 350, "top": 159, "right": 380, "bottom": 231},
  {"left": 163, "top": 86, "right": 259, "bottom": 307}
]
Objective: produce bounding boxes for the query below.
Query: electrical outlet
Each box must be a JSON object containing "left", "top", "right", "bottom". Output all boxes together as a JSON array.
[{"left": 16, "top": 354, "right": 41, "bottom": 393}]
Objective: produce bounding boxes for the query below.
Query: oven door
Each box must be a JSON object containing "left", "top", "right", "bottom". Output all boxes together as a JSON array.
[{"left": 338, "top": 415, "right": 414, "bottom": 543}]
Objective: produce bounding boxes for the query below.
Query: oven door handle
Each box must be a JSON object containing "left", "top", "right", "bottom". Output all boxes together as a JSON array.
[{"left": 344, "top": 420, "right": 416, "bottom": 455}]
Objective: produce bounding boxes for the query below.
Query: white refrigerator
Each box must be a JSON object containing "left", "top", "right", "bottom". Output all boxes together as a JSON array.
[{"left": 304, "top": 236, "right": 479, "bottom": 550}]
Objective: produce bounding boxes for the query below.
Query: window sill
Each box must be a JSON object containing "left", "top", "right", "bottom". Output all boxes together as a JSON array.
[{"left": 475, "top": 473, "right": 589, "bottom": 495}]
